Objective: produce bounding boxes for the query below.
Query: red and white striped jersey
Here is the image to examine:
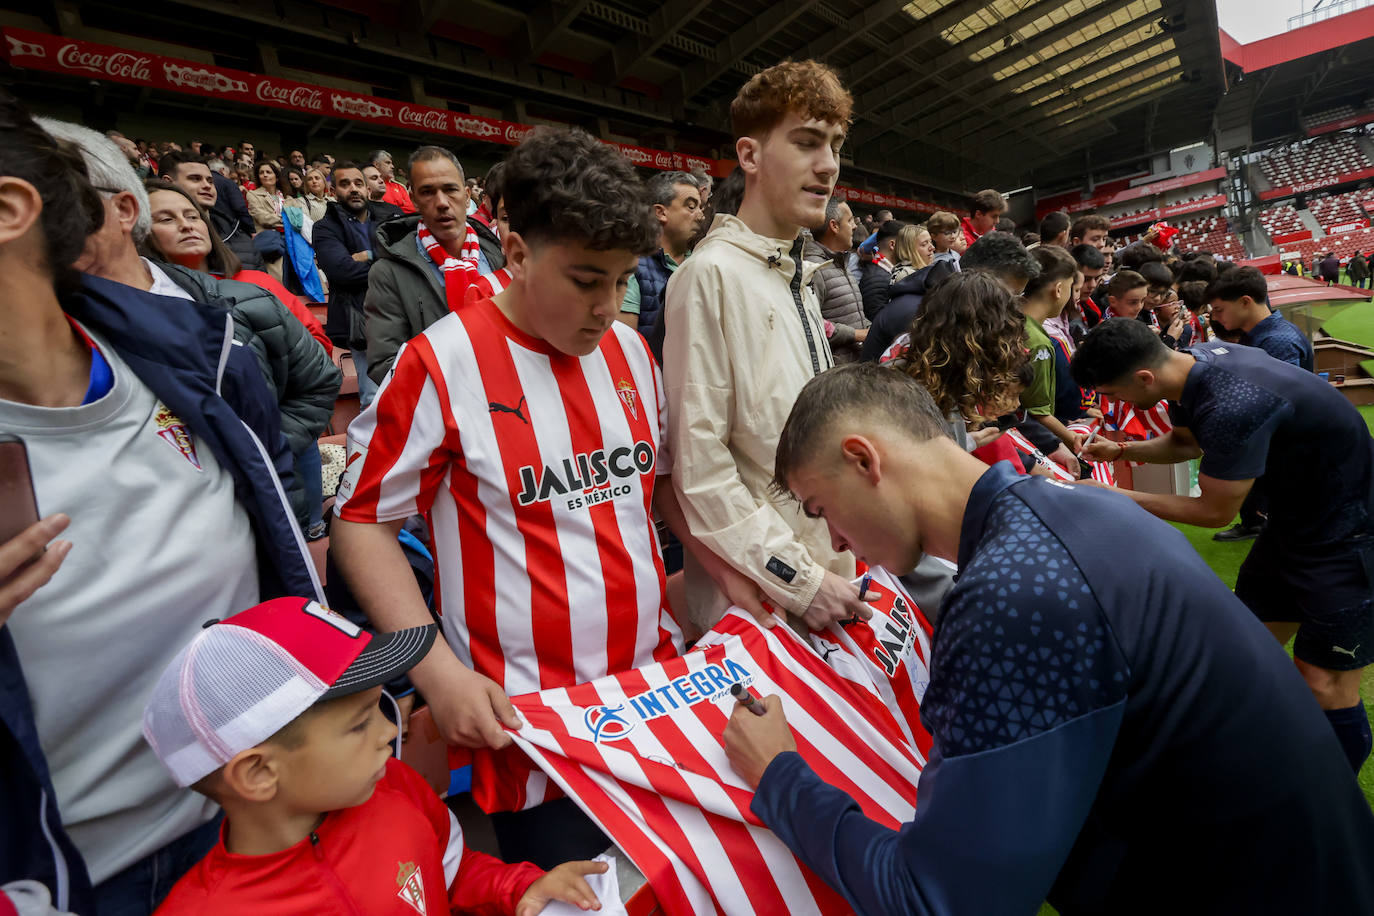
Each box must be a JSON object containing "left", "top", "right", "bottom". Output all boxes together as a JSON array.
[
  {"left": 1099, "top": 395, "right": 1172, "bottom": 444},
  {"left": 505, "top": 612, "right": 925, "bottom": 916},
  {"left": 336, "top": 297, "right": 684, "bottom": 697},
  {"left": 804, "top": 569, "right": 935, "bottom": 758},
  {"left": 1066, "top": 420, "right": 1117, "bottom": 486}
]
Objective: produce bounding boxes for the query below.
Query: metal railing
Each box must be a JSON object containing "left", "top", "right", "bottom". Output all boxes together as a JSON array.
[{"left": 1288, "top": 0, "right": 1374, "bottom": 29}]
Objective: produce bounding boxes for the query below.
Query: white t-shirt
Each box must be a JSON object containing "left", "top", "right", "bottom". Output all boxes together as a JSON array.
[
  {"left": 1, "top": 325, "right": 259, "bottom": 882},
  {"left": 144, "top": 258, "right": 195, "bottom": 301}
]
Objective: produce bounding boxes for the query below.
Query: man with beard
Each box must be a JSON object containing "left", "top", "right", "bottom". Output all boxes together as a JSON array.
[{"left": 312, "top": 161, "right": 402, "bottom": 405}]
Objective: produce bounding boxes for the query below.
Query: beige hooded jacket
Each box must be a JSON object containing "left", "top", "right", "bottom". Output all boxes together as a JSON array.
[{"left": 664, "top": 213, "right": 856, "bottom": 630}]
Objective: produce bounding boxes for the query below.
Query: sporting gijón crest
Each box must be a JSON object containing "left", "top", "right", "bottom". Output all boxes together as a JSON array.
[
  {"left": 615, "top": 377, "right": 638, "bottom": 420},
  {"left": 153, "top": 401, "right": 202, "bottom": 470},
  {"left": 396, "top": 861, "right": 426, "bottom": 915}
]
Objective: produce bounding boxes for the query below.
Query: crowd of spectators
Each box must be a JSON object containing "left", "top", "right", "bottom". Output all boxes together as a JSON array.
[{"left": 2, "top": 51, "right": 1374, "bottom": 916}]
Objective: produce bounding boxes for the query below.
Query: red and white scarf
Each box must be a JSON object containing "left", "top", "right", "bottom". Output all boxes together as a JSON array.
[{"left": 416, "top": 218, "right": 514, "bottom": 311}]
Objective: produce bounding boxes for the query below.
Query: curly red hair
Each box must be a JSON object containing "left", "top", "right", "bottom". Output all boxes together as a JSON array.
[{"left": 730, "top": 60, "right": 853, "bottom": 140}]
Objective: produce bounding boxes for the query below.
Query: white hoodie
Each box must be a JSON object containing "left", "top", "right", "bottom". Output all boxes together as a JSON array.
[{"left": 664, "top": 213, "right": 855, "bottom": 630}]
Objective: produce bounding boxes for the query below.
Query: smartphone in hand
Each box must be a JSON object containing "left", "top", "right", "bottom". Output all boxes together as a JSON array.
[{"left": 0, "top": 434, "right": 41, "bottom": 550}]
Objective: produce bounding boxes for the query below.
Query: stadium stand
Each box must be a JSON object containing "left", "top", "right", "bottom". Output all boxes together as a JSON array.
[
  {"left": 1303, "top": 104, "right": 1359, "bottom": 131},
  {"left": 1259, "top": 134, "right": 1374, "bottom": 191},
  {"left": 1258, "top": 203, "right": 1309, "bottom": 238},
  {"left": 1310, "top": 188, "right": 1374, "bottom": 229},
  {"left": 1172, "top": 213, "right": 1247, "bottom": 260}
]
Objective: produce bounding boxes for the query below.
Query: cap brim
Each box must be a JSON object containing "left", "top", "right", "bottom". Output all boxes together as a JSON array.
[{"left": 322, "top": 624, "right": 437, "bottom": 699}]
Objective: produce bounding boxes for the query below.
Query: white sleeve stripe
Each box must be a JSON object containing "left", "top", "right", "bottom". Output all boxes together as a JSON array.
[{"left": 443, "top": 809, "right": 465, "bottom": 888}]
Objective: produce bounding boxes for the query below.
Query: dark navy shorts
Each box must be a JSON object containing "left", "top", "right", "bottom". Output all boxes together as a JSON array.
[{"left": 1235, "top": 533, "right": 1374, "bottom": 670}]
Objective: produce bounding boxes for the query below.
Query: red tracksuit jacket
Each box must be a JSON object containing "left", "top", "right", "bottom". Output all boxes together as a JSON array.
[{"left": 155, "top": 759, "right": 542, "bottom": 915}]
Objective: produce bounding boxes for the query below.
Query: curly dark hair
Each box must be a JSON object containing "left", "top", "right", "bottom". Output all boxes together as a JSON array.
[
  {"left": 0, "top": 90, "right": 104, "bottom": 289},
  {"left": 501, "top": 127, "right": 658, "bottom": 254},
  {"left": 894, "top": 271, "right": 1029, "bottom": 423}
]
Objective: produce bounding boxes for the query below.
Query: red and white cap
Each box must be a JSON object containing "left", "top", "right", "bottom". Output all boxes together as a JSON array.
[{"left": 142, "top": 597, "right": 436, "bottom": 787}]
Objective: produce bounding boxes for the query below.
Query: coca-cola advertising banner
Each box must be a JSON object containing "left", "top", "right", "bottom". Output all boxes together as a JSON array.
[
  {"left": 0, "top": 27, "right": 723, "bottom": 174},
  {"left": 1, "top": 26, "right": 940, "bottom": 213},
  {"left": 1260, "top": 167, "right": 1374, "bottom": 200},
  {"left": 1108, "top": 193, "right": 1227, "bottom": 229},
  {"left": 834, "top": 185, "right": 938, "bottom": 216}
]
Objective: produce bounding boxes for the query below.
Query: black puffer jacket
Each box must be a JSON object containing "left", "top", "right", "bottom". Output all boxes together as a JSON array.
[
  {"left": 161, "top": 263, "right": 341, "bottom": 456},
  {"left": 859, "top": 259, "right": 894, "bottom": 320}
]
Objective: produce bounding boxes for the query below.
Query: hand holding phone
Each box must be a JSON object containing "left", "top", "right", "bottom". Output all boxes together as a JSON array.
[
  {"left": 0, "top": 515, "right": 71, "bottom": 628},
  {"left": 0, "top": 435, "right": 70, "bottom": 626}
]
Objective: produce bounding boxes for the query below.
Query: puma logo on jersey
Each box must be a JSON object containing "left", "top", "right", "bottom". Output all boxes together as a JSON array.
[
  {"left": 1331, "top": 644, "right": 1360, "bottom": 658},
  {"left": 488, "top": 396, "right": 528, "bottom": 425}
]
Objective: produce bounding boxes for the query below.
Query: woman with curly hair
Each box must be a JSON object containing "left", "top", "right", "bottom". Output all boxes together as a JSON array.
[{"left": 889, "top": 272, "right": 1026, "bottom": 421}]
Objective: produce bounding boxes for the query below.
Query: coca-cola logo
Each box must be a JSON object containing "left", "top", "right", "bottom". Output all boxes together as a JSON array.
[
  {"left": 255, "top": 80, "right": 323, "bottom": 111},
  {"left": 653, "top": 152, "right": 674, "bottom": 168},
  {"left": 331, "top": 93, "right": 392, "bottom": 120},
  {"left": 163, "top": 63, "right": 247, "bottom": 95},
  {"left": 5, "top": 35, "right": 46, "bottom": 59},
  {"left": 398, "top": 106, "right": 449, "bottom": 131},
  {"left": 453, "top": 117, "right": 502, "bottom": 139},
  {"left": 57, "top": 43, "right": 151, "bottom": 81},
  {"left": 504, "top": 124, "right": 533, "bottom": 144}
]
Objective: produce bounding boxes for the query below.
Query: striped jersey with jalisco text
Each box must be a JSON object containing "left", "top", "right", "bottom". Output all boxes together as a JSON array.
[
  {"left": 506, "top": 610, "right": 927, "bottom": 916},
  {"left": 336, "top": 296, "right": 683, "bottom": 697}
]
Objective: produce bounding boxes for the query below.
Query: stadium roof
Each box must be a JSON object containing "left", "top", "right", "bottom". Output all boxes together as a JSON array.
[
  {"left": 0, "top": 0, "right": 1238, "bottom": 199},
  {"left": 452, "top": 0, "right": 1230, "bottom": 194}
]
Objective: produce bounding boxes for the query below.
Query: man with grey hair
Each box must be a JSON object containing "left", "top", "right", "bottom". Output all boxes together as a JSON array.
[
  {"left": 804, "top": 196, "right": 868, "bottom": 364},
  {"left": 363, "top": 145, "right": 504, "bottom": 385},
  {"left": 367, "top": 147, "right": 414, "bottom": 212},
  {"left": 5, "top": 104, "right": 319, "bottom": 914},
  {"left": 617, "top": 170, "right": 702, "bottom": 342},
  {"left": 39, "top": 117, "right": 339, "bottom": 519}
]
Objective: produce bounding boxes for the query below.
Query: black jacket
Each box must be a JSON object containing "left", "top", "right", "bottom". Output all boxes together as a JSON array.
[
  {"left": 859, "top": 260, "right": 894, "bottom": 320},
  {"left": 313, "top": 201, "right": 403, "bottom": 348},
  {"left": 161, "top": 263, "right": 341, "bottom": 458},
  {"left": 859, "top": 263, "right": 956, "bottom": 362},
  {"left": 210, "top": 173, "right": 262, "bottom": 270}
]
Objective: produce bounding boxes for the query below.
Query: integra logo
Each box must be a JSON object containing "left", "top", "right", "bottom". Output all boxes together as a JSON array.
[
  {"left": 515, "top": 441, "right": 654, "bottom": 509},
  {"left": 584, "top": 659, "right": 755, "bottom": 744}
]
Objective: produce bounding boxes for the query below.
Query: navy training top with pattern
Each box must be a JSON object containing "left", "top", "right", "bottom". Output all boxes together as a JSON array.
[
  {"left": 1170, "top": 341, "right": 1374, "bottom": 547},
  {"left": 1240, "top": 310, "right": 1314, "bottom": 371},
  {"left": 751, "top": 462, "right": 1374, "bottom": 916}
]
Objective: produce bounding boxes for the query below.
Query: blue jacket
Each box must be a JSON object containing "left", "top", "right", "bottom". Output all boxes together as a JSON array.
[
  {"left": 754, "top": 462, "right": 1374, "bottom": 915},
  {"left": 633, "top": 250, "right": 675, "bottom": 337},
  {"left": 0, "top": 275, "right": 322, "bottom": 913}
]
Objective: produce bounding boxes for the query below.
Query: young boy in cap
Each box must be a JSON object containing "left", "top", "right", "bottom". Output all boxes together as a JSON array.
[{"left": 142, "top": 597, "right": 608, "bottom": 914}]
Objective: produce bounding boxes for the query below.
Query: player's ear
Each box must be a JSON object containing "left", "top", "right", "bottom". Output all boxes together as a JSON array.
[{"left": 839, "top": 434, "right": 881, "bottom": 482}]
